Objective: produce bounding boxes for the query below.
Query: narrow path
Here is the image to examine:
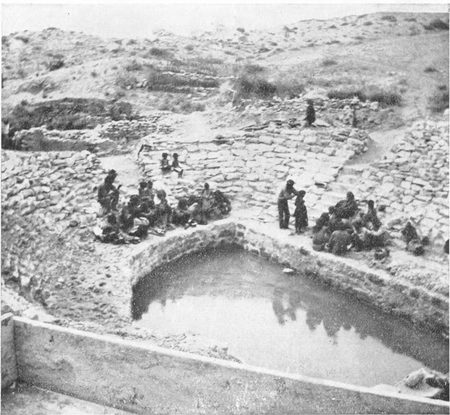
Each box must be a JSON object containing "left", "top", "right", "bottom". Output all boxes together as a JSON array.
[{"left": 348, "top": 127, "right": 407, "bottom": 166}]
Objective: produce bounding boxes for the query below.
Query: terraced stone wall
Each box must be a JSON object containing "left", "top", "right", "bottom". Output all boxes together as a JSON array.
[
  {"left": 137, "top": 126, "right": 370, "bottom": 210},
  {"left": 1, "top": 150, "right": 106, "bottom": 306},
  {"left": 354, "top": 120, "right": 449, "bottom": 244}
]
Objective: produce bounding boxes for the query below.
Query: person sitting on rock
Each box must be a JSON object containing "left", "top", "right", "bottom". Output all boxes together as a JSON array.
[
  {"left": 160, "top": 153, "right": 171, "bottom": 174},
  {"left": 138, "top": 180, "right": 154, "bottom": 205},
  {"left": 172, "top": 198, "right": 197, "bottom": 228},
  {"left": 312, "top": 225, "right": 331, "bottom": 252},
  {"left": 277, "top": 179, "right": 298, "bottom": 229},
  {"left": 327, "top": 229, "right": 352, "bottom": 256},
  {"left": 328, "top": 206, "right": 352, "bottom": 233},
  {"left": 361, "top": 200, "right": 381, "bottom": 231},
  {"left": 294, "top": 190, "right": 308, "bottom": 234},
  {"left": 171, "top": 153, "right": 184, "bottom": 178},
  {"left": 119, "top": 195, "right": 142, "bottom": 232},
  {"left": 97, "top": 169, "right": 121, "bottom": 215},
  {"left": 213, "top": 190, "right": 232, "bottom": 215},
  {"left": 334, "top": 191, "right": 359, "bottom": 220},
  {"left": 305, "top": 99, "right": 316, "bottom": 127},
  {"left": 93, "top": 213, "right": 126, "bottom": 244},
  {"left": 401, "top": 221, "right": 425, "bottom": 256},
  {"left": 312, "top": 212, "right": 330, "bottom": 234}
]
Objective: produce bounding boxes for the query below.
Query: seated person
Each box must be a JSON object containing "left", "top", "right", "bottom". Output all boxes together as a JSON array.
[
  {"left": 366, "top": 225, "right": 390, "bottom": 249},
  {"left": 93, "top": 213, "right": 125, "bottom": 244},
  {"left": 312, "top": 225, "right": 331, "bottom": 252},
  {"left": 327, "top": 229, "right": 352, "bottom": 256},
  {"left": 172, "top": 198, "right": 197, "bottom": 227},
  {"left": 171, "top": 153, "right": 184, "bottom": 178},
  {"left": 334, "top": 191, "right": 359, "bottom": 220},
  {"left": 139, "top": 199, "right": 158, "bottom": 226},
  {"left": 160, "top": 153, "right": 171, "bottom": 174},
  {"left": 329, "top": 207, "right": 352, "bottom": 233},
  {"left": 361, "top": 200, "right": 381, "bottom": 231},
  {"left": 312, "top": 212, "right": 330, "bottom": 234},
  {"left": 402, "top": 222, "right": 425, "bottom": 256},
  {"left": 213, "top": 190, "right": 232, "bottom": 215},
  {"left": 138, "top": 180, "right": 155, "bottom": 205},
  {"left": 120, "top": 195, "right": 142, "bottom": 232},
  {"left": 97, "top": 170, "right": 121, "bottom": 215}
]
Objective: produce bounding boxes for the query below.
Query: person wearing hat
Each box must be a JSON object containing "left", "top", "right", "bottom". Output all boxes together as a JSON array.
[
  {"left": 97, "top": 170, "right": 121, "bottom": 215},
  {"left": 277, "top": 179, "right": 298, "bottom": 229}
]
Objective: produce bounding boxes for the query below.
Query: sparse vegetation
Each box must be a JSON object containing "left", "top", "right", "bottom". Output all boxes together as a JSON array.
[
  {"left": 125, "top": 60, "right": 143, "bottom": 72},
  {"left": 15, "top": 36, "right": 29, "bottom": 44},
  {"left": 423, "top": 18, "right": 449, "bottom": 31},
  {"left": 428, "top": 87, "right": 449, "bottom": 113},
  {"left": 146, "top": 68, "right": 219, "bottom": 92},
  {"left": 405, "top": 17, "right": 417, "bottom": 22},
  {"left": 147, "top": 47, "right": 172, "bottom": 59},
  {"left": 381, "top": 15, "right": 397, "bottom": 22},
  {"left": 424, "top": 66, "right": 439, "bottom": 73},
  {"left": 327, "top": 88, "right": 402, "bottom": 107},
  {"left": 322, "top": 59, "right": 338, "bottom": 67}
]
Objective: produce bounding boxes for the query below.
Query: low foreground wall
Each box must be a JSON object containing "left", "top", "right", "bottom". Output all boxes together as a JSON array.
[
  {"left": 1, "top": 313, "right": 17, "bottom": 389},
  {"left": 12, "top": 317, "right": 450, "bottom": 414}
]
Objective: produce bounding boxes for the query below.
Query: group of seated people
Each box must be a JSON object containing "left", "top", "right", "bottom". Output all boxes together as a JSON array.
[
  {"left": 94, "top": 170, "right": 231, "bottom": 244},
  {"left": 311, "top": 191, "right": 428, "bottom": 258}
]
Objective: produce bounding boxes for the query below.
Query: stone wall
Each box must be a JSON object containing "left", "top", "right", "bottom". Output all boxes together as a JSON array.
[
  {"left": 354, "top": 120, "right": 449, "bottom": 244},
  {"left": 1, "top": 314, "right": 17, "bottom": 389},
  {"left": 11, "top": 115, "right": 173, "bottom": 154},
  {"left": 130, "top": 219, "right": 448, "bottom": 334},
  {"left": 136, "top": 126, "right": 370, "bottom": 210},
  {"left": 1, "top": 150, "right": 106, "bottom": 306},
  {"left": 13, "top": 317, "right": 450, "bottom": 414}
]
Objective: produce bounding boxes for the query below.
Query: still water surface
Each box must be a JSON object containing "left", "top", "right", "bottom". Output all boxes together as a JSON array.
[{"left": 132, "top": 245, "right": 448, "bottom": 387}]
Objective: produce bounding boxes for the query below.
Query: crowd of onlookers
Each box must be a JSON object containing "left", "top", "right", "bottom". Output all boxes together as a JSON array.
[
  {"left": 94, "top": 164, "right": 231, "bottom": 244},
  {"left": 277, "top": 179, "right": 438, "bottom": 258}
]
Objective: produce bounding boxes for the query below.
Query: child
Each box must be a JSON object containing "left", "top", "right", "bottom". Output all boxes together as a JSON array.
[
  {"left": 160, "top": 153, "right": 171, "bottom": 173},
  {"left": 294, "top": 190, "right": 308, "bottom": 234},
  {"left": 171, "top": 153, "right": 184, "bottom": 178}
]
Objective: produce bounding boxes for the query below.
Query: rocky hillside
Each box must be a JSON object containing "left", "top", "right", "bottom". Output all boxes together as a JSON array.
[{"left": 2, "top": 12, "right": 448, "bottom": 126}]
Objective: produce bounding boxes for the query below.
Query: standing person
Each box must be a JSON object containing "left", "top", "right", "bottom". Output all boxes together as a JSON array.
[
  {"left": 305, "top": 99, "right": 316, "bottom": 127},
  {"left": 160, "top": 153, "right": 171, "bottom": 173},
  {"left": 97, "top": 169, "right": 120, "bottom": 215},
  {"left": 171, "top": 153, "right": 184, "bottom": 178},
  {"left": 277, "top": 179, "right": 298, "bottom": 229},
  {"left": 362, "top": 200, "right": 381, "bottom": 231},
  {"left": 155, "top": 189, "right": 171, "bottom": 233},
  {"left": 199, "top": 183, "right": 214, "bottom": 225},
  {"left": 294, "top": 190, "right": 308, "bottom": 234}
]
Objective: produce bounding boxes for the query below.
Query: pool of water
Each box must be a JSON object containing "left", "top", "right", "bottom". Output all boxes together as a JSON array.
[{"left": 131, "top": 245, "right": 449, "bottom": 387}]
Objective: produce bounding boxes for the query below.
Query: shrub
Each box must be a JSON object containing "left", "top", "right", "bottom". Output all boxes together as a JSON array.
[
  {"left": 424, "top": 18, "right": 449, "bottom": 31},
  {"left": 235, "top": 74, "right": 276, "bottom": 99},
  {"left": 91, "top": 71, "right": 98, "bottom": 78},
  {"left": 47, "top": 54, "right": 65, "bottom": 71},
  {"left": 15, "top": 36, "right": 29, "bottom": 44},
  {"left": 125, "top": 60, "right": 143, "bottom": 71},
  {"left": 428, "top": 89, "right": 449, "bottom": 113},
  {"left": 116, "top": 71, "right": 138, "bottom": 89},
  {"left": 127, "top": 39, "right": 137, "bottom": 45},
  {"left": 148, "top": 47, "right": 171, "bottom": 58},
  {"left": 327, "top": 89, "right": 367, "bottom": 101},
  {"left": 109, "top": 101, "right": 133, "bottom": 121},
  {"left": 405, "top": 17, "right": 417, "bottom": 22},
  {"left": 354, "top": 36, "right": 365, "bottom": 41},
  {"left": 381, "top": 15, "right": 397, "bottom": 22},
  {"left": 367, "top": 91, "right": 402, "bottom": 106},
  {"left": 438, "top": 85, "right": 447, "bottom": 91},
  {"left": 363, "top": 21, "right": 373, "bottom": 26},
  {"left": 185, "top": 44, "right": 194, "bottom": 51},
  {"left": 243, "top": 64, "right": 265, "bottom": 74},
  {"left": 329, "top": 25, "right": 337, "bottom": 29},
  {"left": 424, "top": 66, "right": 438, "bottom": 73},
  {"left": 322, "top": 58, "right": 337, "bottom": 66}
]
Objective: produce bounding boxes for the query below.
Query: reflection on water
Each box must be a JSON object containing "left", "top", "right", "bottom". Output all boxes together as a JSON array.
[{"left": 132, "top": 245, "right": 449, "bottom": 387}]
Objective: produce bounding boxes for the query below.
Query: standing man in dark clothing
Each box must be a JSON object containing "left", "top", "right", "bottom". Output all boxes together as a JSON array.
[
  {"left": 294, "top": 190, "right": 308, "bottom": 234},
  {"left": 97, "top": 169, "right": 120, "bottom": 215},
  {"left": 277, "top": 179, "right": 298, "bottom": 229},
  {"left": 305, "top": 100, "right": 316, "bottom": 127}
]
